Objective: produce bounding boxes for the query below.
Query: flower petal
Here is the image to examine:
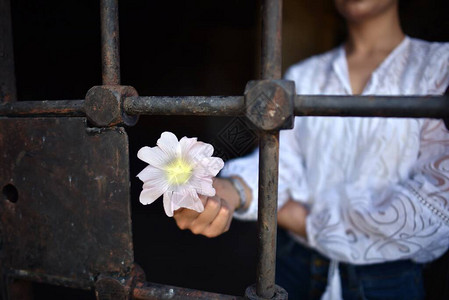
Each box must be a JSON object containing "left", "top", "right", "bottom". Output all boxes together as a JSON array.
[
  {"left": 190, "top": 175, "right": 216, "bottom": 197},
  {"left": 172, "top": 201, "right": 181, "bottom": 212},
  {"left": 194, "top": 157, "right": 224, "bottom": 177},
  {"left": 171, "top": 188, "right": 204, "bottom": 213},
  {"left": 180, "top": 136, "right": 199, "bottom": 161},
  {"left": 137, "top": 165, "right": 165, "bottom": 182},
  {"left": 137, "top": 146, "right": 171, "bottom": 169},
  {"left": 137, "top": 132, "right": 223, "bottom": 216},
  {"left": 140, "top": 184, "right": 167, "bottom": 205},
  {"left": 188, "top": 188, "right": 205, "bottom": 213},
  {"left": 188, "top": 142, "right": 214, "bottom": 162},
  {"left": 157, "top": 131, "right": 180, "bottom": 159},
  {"left": 163, "top": 191, "right": 174, "bottom": 217},
  {"left": 143, "top": 178, "right": 170, "bottom": 191},
  {"left": 179, "top": 136, "right": 198, "bottom": 153}
]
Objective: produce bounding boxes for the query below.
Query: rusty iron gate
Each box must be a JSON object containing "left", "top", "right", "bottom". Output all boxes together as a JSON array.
[{"left": 1, "top": 0, "right": 448, "bottom": 299}]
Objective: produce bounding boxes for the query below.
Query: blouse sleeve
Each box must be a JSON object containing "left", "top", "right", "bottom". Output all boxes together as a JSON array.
[
  {"left": 220, "top": 120, "right": 309, "bottom": 220},
  {"left": 306, "top": 119, "right": 449, "bottom": 264},
  {"left": 424, "top": 43, "right": 449, "bottom": 95}
]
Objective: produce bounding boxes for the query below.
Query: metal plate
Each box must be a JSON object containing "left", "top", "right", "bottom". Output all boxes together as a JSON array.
[{"left": 0, "top": 117, "right": 133, "bottom": 289}]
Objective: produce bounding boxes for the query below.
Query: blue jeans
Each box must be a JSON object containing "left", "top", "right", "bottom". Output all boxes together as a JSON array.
[{"left": 275, "top": 229, "right": 425, "bottom": 300}]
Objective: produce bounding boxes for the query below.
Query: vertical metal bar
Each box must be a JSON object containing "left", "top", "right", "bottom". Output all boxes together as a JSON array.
[
  {"left": 0, "top": 3, "right": 32, "bottom": 300},
  {"left": 0, "top": 2, "right": 18, "bottom": 299},
  {"left": 261, "top": 0, "right": 282, "bottom": 80},
  {"left": 257, "top": 131, "right": 280, "bottom": 299},
  {"left": 256, "top": 0, "right": 283, "bottom": 298},
  {"left": 100, "top": 0, "right": 120, "bottom": 85},
  {"left": 0, "top": 0, "right": 17, "bottom": 102},
  {"left": 0, "top": 3, "right": 33, "bottom": 299}
]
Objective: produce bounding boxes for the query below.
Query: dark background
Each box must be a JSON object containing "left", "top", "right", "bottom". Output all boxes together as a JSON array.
[{"left": 7, "top": 0, "right": 449, "bottom": 298}]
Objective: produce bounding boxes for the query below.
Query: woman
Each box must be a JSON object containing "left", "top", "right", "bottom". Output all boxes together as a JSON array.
[{"left": 173, "top": 0, "right": 449, "bottom": 298}]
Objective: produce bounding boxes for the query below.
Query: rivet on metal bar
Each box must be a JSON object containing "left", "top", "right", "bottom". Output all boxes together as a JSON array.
[
  {"left": 244, "top": 80, "right": 295, "bottom": 131},
  {"left": 85, "top": 85, "right": 138, "bottom": 127}
]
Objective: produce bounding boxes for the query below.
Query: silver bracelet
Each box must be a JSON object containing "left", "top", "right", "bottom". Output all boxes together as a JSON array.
[{"left": 229, "top": 177, "right": 247, "bottom": 212}]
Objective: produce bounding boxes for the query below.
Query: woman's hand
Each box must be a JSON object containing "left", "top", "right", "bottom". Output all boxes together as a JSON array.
[
  {"left": 173, "top": 177, "right": 246, "bottom": 238},
  {"left": 277, "top": 199, "right": 308, "bottom": 239},
  {"left": 174, "top": 194, "right": 234, "bottom": 237}
]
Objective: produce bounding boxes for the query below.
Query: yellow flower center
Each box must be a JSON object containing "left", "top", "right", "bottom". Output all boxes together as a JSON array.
[{"left": 165, "top": 157, "right": 193, "bottom": 185}]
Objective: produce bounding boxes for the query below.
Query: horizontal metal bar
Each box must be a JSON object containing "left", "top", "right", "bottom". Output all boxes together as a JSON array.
[
  {"left": 123, "top": 96, "right": 245, "bottom": 116},
  {"left": 295, "top": 95, "right": 449, "bottom": 118},
  {"left": 7, "top": 269, "right": 92, "bottom": 291},
  {"left": 125, "top": 95, "right": 449, "bottom": 118},
  {"left": 0, "top": 100, "right": 85, "bottom": 117},
  {"left": 1, "top": 95, "right": 448, "bottom": 119},
  {"left": 9, "top": 268, "right": 243, "bottom": 299},
  {"left": 132, "top": 281, "right": 243, "bottom": 300}
]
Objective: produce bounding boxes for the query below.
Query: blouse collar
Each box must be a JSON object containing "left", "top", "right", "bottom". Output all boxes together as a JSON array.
[{"left": 332, "top": 36, "right": 410, "bottom": 95}]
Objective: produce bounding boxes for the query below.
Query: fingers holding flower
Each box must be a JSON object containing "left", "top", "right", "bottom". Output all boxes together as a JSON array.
[{"left": 174, "top": 195, "right": 233, "bottom": 238}]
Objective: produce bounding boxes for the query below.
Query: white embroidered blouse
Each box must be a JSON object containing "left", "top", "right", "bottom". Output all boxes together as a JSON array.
[{"left": 221, "top": 36, "right": 449, "bottom": 264}]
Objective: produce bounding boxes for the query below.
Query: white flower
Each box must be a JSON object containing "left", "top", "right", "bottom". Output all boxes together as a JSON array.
[{"left": 137, "top": 131, "right": 224, "bottom": 217}]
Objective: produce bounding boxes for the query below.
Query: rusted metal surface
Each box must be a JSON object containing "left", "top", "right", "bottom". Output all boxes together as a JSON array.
[
  {"left": 245, "top": 284, "right": 287, "bottom": 300},
  {"left": 261, "top": 0, "right": 282, "bottom": 80},
  {"left": 2, "top": 278, "right": 33, "bottom": 300},
  {"left": 256, "top": 131, "right": 280, "bottom": 299},
  {"left": 245, "top": 80, "right": 294, "bottom": 131},
  {"left": 95, "top": 263, "right": 142, "bottom": 300},
  {"left": 7, "top": 269, "right": 91, "bottom": 290},
  {"left": 0, "top": 100, "right": 85, "bottom": 117},
  {"left": 0, "top": 6, "right": 28, "bottom": 298},
  {"left": 1, "top": 95, "right": 449, "bottom": 119},
  {"left": 253, "top": 0, "right": 284, "bottom": 298},
  {"left": 96, "top": 276, "right": 129, "bottom": 300},
  {"left": 123, "top": 96, "right": 245, "bottom": 116},
  {"left": 101, "top": 0, "right": 121, "bottom": 85},
  {"left": 129, "top": 263, "right": 242, "bottom": 300},
  {"left": 85, "top": 86, "right": 138, "bottom": 127},
  {"left": 132, "top": 281, "right": 243, "bottom": 300},
  {"left": 0, "top": 0, "right": 17, "bottom": 102},
  {"left": 294, "top": 94, "right": 449, "bottom": 118},
  {"left": 0, "top": 117, "right": 134, "bottom": 290}
]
